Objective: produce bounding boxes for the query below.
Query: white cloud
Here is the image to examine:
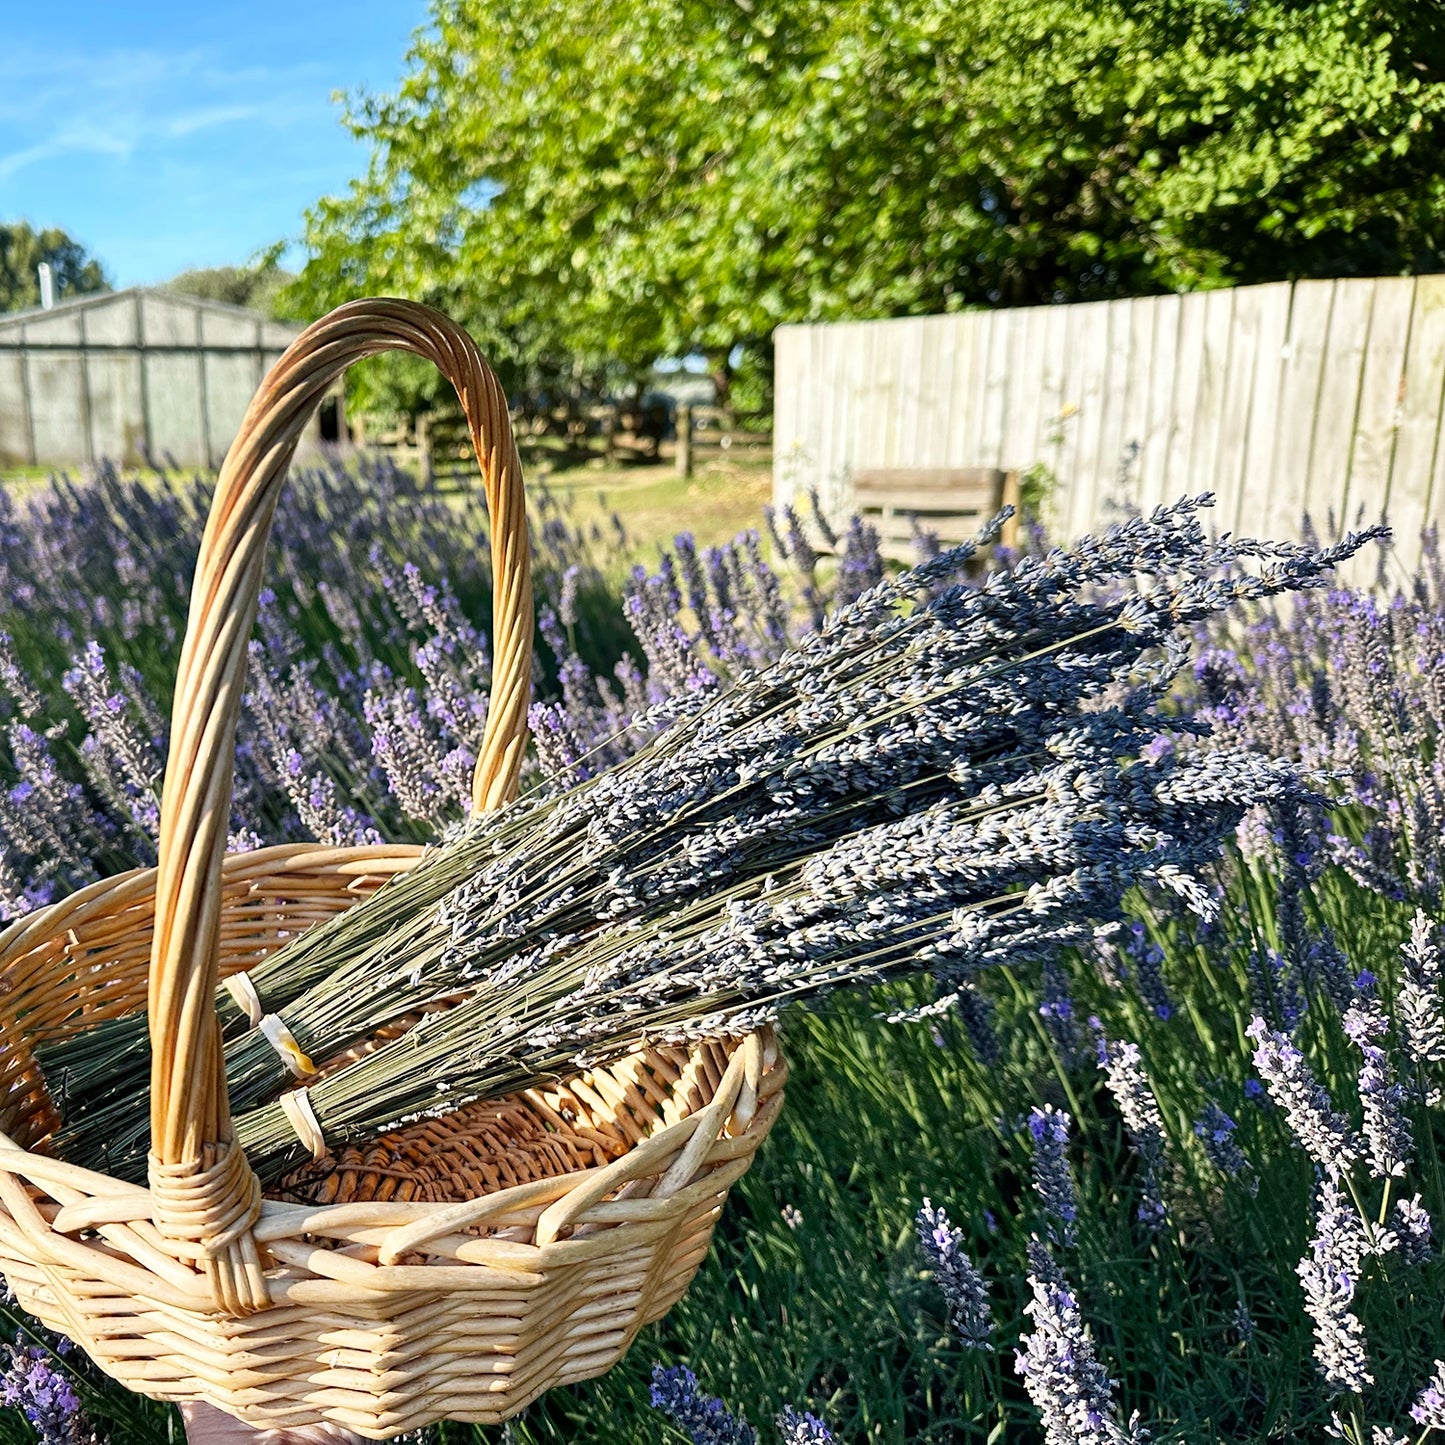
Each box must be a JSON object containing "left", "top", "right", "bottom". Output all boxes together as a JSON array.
[{"left": 0, "top": 42, "right": 336, "bottom": 183}]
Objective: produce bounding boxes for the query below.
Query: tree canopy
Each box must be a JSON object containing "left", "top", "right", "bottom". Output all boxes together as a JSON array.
[
  {"left": 0, "top": 222, "right": 109, "bottom": 313},
  {"left": 291, "top": 0, "right": 1445, "bottom": 409},
  {"left": 162, "top": 253, "right": 295, "bottom": 318}
]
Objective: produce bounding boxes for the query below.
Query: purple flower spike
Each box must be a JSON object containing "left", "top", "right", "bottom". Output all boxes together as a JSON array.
[
  {"left": 916, "top": 1198, "right": 994, "bottom": 1349},
  {"left": 1412, "top": 1360, "right": 1445, "bottom": 1430},
  {"left": 776, "top": 1407, "right": 834, "bottom": 1444},
  {"left": 649, "top": 1364, "right": 755, "bottom": 1445},
  {"left": 1028, "top": 1105, "right": 1079, "bottom": 1248},
  {"left": 1015, "top": 1241, "right": 1147, "bottom": 1445},
  {"left": 1246, "top": 1017, "right": 1360, "bottom": 1175},
  {"left": 2, "top": 1340, "right": 96, "bottom": 1445}
]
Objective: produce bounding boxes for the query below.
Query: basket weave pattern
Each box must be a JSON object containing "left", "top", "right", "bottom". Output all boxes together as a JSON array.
[{"left": 0, "top": 300, "right": 784, "bottom": 1437}]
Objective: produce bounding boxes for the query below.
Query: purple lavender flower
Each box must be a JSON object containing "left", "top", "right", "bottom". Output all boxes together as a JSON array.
[
  {"left": 1398, "top": 910, "right": 1445, "bottom": 1065},
  {"left": 1412, "top": 1361, "right": 1445, "bottom": 1431},
  {"left": 1394, "top": 1194, "right": 1433, "bottom": 1265},
  {"left": 1193, "top": 1102, "right": 1253, "bottom": 1188},
  {"left": 0, "top": 632, "right": 44, "bottom": 718},
  {"left": 1246, "top": 1017, "right": 1360, "bottom": 1174},
  {"left": 1040, "top": 958, "right": 1083, "bottom": 1065},
  {"left": 1297, "top": 1178, "right": 1374, "bottom": 1394},
  {"left": 1015, "top": 1241, "right": 1147, "bottom": 1445},
  {"left": 1246, "top": 949, "right": 1306, "bottom": 1035},
  {"left": 1342, "top": 1001, "right": 1411, "bottom": 1179},
  {"left": 1, "top": 1341, "right": 95, "bottom": 1445},
  {"left": 1098, "top": 1039, "right": 1169, "bottom": 1228},
  {"left": 649, "top": 1365, "right": 755, "bottom": 1445},
  {"left": 1028, "top": 1106, "right": 1079, "bottom": 1248},
  {"left": 952, "top": 982, "right": 1002, "bottom": 1067},
  {"left": 834, "top": 515, "right": 884, "bottom": 607},
  {"left": 775, "top": 1407, "right": 834, "bottom": 1444},
  {"left": 60, "top": 640, "right": 162, "bottom": 850},
  {"left": 1119, "top": 921, "right": 1174, "bottom": 1020},
  {"left": 916, "top": 1198, "right": 994, "bottom": 1349}
]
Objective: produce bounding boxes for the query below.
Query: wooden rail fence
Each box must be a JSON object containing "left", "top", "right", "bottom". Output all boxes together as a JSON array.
[{"left": 773, "top": 276, "right": 1445, "bottom": 582}]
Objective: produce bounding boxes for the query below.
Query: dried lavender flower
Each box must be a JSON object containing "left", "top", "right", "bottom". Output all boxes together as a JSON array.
[{"left": 916, "top": 1198, "right": 994, "bottom": 1349}]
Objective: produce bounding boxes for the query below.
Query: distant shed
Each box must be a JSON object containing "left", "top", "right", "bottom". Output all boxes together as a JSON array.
[{"left": 0, "top": 289, "right": 338, "bottom": 470}]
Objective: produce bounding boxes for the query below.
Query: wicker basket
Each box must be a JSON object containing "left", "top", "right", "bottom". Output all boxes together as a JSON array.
[{"left": 0, "top": 300, "right": 785, "bottom": 1438}]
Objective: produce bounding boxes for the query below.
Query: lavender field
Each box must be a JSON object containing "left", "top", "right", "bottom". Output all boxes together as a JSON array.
[{"left": 3, "top": 462, "right": 1445, "bottom": 1445}]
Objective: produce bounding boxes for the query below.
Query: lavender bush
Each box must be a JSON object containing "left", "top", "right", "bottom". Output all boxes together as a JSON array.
[{"left": 7, "top": 459, "right": 1445, "bottom": 1445}]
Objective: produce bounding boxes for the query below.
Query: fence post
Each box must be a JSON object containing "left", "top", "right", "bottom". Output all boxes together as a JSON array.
[{"left": 676, "top": 402, "right": 693, "bottom": 478}]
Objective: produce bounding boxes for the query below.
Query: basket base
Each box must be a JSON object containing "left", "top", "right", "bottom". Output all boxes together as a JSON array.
[{"left": 0, "top": 1035, "right": 786, "bottom": 1440}]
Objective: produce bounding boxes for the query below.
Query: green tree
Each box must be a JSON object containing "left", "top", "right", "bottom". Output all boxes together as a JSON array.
[
  {"left": 291, "top": 0, "right": 1445, "bottom": 411},
  {"left": 0, "top": 222, "right": 109, "bottom": 312},
  {"left": 161, "top": 254, "right": 295, "bottom": 318}
]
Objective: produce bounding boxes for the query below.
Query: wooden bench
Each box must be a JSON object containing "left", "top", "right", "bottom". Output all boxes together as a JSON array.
[{"left": 849, "top": 467, "right": 1020, "bottom": 562}]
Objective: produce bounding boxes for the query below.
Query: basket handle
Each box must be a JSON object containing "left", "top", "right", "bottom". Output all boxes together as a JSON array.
[{"left": 145, "top": 299, "right": 532, "bottom": 1312}]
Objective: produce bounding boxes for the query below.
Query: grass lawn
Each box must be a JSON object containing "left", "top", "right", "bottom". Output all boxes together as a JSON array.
[{"left": 539, "top": 453, "right": 774, "bottom": 556}]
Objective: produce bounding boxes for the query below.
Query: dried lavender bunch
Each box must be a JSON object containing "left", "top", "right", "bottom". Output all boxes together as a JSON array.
[{"left": 47, "top": 498, "right": 1379, "bottom": 1182}]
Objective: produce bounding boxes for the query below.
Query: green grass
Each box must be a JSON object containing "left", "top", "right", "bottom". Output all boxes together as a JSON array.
[{"left": 476, "top": 450, "right": 773, "bottom": 561}]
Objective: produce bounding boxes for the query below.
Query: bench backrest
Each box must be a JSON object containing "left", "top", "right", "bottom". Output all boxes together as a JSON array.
[{"left": 850, "top": 467, "right": 1020, "bottom": 561}]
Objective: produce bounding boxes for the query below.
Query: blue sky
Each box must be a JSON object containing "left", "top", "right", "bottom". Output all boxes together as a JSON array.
[{"left": 0, "top": 2, "right": 427, "bottom": 287}]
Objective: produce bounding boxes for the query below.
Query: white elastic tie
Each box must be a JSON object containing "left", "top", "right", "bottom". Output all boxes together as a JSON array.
[
  {"left": 258, "top": 1014, "right": 318, "bottom": 1078},
  {"left": 279, "top": 1088, "right": 329, "bottom": 1160},
  {"left": 223, "top": 971, "right": 264, "bottom": 1028}
]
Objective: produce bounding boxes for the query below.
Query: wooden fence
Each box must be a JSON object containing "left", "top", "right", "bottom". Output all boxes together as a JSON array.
[{"left": 773, "top": 275, "right": 1445, "bottom": 582}]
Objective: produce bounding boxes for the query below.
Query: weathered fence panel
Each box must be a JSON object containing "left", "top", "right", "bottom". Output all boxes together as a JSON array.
[{"left": 774, "top": 275, "right": 1445, "bottom": 574}]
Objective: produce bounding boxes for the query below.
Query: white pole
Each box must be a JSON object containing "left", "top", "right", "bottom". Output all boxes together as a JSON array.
[{"left": 37, "top": 263, "right": 55, "bottom": 310}]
